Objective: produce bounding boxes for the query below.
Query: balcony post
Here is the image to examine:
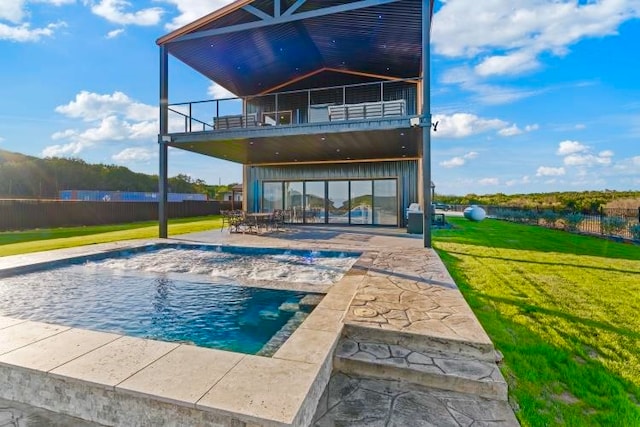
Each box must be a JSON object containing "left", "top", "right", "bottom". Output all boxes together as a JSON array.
[
  {"left": 421, "top": 0, "right": 432, "bottom": 248},
  {"left": 159, "top": 45, "right": 169, "bottom": 238}
]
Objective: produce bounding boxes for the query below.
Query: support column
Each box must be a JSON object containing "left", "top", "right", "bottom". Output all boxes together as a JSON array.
[
  {"left": 159, "top": 45, "right": 169, "bottom": 238},
  {"left": 421, "top": 0, "right": 432, "bottom": 248}
]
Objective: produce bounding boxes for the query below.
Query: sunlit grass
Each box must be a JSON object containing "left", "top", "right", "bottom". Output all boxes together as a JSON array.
[
  {"left": 434, "top": 217, "right": 640, "bottom": 426},
  {"left": 0, "top": 216, "right": 223, "bottom": 257}
]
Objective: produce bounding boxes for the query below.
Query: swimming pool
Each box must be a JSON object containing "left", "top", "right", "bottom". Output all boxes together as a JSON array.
[{"left": 0, "top": 244, "right": 359, "bottom": 354}]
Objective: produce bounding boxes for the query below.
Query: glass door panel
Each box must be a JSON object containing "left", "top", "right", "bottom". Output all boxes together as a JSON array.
[
  {"left": 262, "top": 182, "right": 283, "bottom": 213},
  {"left": 304, "top": 181, "right": 325, "bottom": 223},
  {"left": 284, "top": 181, "right": 304, "bottom": 223},
  {"left": 373, "top": 179, "right": 398, "bottom": 225},
  {"left": 328, "top": 181, "right": 349, "bottom": 224},
  {"left": 349, "top": 180, "right": 373, "bottom": 225}
]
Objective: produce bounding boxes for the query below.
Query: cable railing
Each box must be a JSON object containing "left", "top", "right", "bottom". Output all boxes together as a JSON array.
[{"left": 167, "top": 77, "right": 421, "bottom": 134}]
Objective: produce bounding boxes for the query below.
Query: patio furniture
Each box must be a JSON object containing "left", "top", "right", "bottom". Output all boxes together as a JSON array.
[
  {"left": 328, "top": 99, "right": 406, "bottom": 121},
  {"left": 214, "top": 113, "right": 258, "bottom": 130}
]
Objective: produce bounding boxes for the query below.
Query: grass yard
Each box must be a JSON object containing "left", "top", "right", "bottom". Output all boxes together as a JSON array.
[
  {"left": 0, "top": 216, "right": 223, "bottom": 257},
  {"left": 434, "top": 217, "right": 640, "bottom": 426}
]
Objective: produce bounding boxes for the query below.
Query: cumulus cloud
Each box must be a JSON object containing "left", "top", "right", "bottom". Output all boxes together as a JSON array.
[
  {"left": 433, "top": 0, "right": 640, "bottom": 78},
  {"left": 536, "top": 166, "right": 565, "bottom": 177},
  {"left": 0, "top": 0, "right": 72, "bottom": 42},
  {"left": 163, "top": 0, "right": 233, "bottom": 30},
  {"left": 557, "top": 140, "right": 588, "bottom": 155},
  {"left": 86, "top": 0, "right": 163, "bottom": 26},
  {"left": 556, "top": 140, "right": 614, "bottom": 167},
  {"left": 439, "top": 151, "right": 478, "bottom": 168},
  {"left": 44, "top": 90, "right": 158, "bottom": 157},
  {"left": 106, "top": 28, "right": 124, "bottom": 38},
  {"left": 55, "top": 91, "right": 156, "bottom": 122},
  {"left": 112, "top": 147, "right": 156, "bottom": 163},
  {"left": 433, "top": 113, "right": 508, "bottom": 138},
  {"left": 564, "top": 152, "right": 613, "bottom": 167},
  {"left": 208, "top": 82, "right": 236, "bottom": 99}
]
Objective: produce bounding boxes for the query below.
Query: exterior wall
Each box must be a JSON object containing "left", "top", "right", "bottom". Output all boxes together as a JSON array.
[{"left": 245, "top": 160, "right": 418, "bottom": 225}]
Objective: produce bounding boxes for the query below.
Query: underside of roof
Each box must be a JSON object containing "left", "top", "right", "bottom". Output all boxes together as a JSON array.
[{"left": 158, "top": 0, "right": 423, "bottom": 97}]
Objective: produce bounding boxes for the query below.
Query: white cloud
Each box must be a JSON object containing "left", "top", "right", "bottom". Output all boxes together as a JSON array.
[
  {"left": 45, "top": 90, "right": 158, "bottom": 156},
  {"left": 55, "top": 91, "right": 156, "bottom": 121},
  {"left": 433, "top": 0, "right": 640, "bottom": 79},
  {"left": 106, "top": 28, "right": 124, "bottom": 38},
  {"left": 557, "top": 140, "right": 588, "bottom": 155},
  {"left": 440, "top": 151, "right": 479, "bottom": 168},
  {"left": 112, "top": 147, "right": 155, "bottom": 163},
  {"left": 433, "top": 113, "right": 507, "bottom": 138},
  {"left": 475, "top": 50, "right": 540, "bottom": 77},
  {"left": 86, "top": 0, "right": 163, "bottom": 26},
  {"left": 564, "top": 153, "right": 613, "bottom": 167},
  {"left": 575, "top": 124, "right": 586, "bottom": 130},
  {"left": 207, "top": 82, "right": 236, "bottom": 99},
  {"left": 479, "top": 178, "right": 499, "bottom": 186},
  {"left": 536, "top": 166, "right": 565, "bottom": 177},
  {"left": 524, "top": 124, "right": 539, "bottom": 132},
  {"left": 556, "top": 141, "right": 614, "bottom": 167},
  {"left": 0, "top": 0, "right": 71, "bottom": 42},
  {"left": 0, "top": 136, "right": 4, "bottom": 143},
  {"left": 0, "top": 21, "right": 66, "bottom": 42},
  {"left": 42, "top": 141, "right": 92, "bottom": 157},
  {"left": 498, "top": 124, "right": 522, "bottom": 137},
  {"left": 163, "top": 0, "right": 233, "bottom": 30}
]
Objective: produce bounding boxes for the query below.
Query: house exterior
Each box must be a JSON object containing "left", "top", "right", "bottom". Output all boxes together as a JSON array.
[{"left": 156, "top": 0, "right": 434, "bottom": 245}]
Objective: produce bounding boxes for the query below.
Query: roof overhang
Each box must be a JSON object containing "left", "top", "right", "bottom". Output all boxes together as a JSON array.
[
  {"left": 168, "top": 122, "right": 422, "bottom": 164},
  {"left": 157, "top": 0, "right": 425, "bottom": 96}
]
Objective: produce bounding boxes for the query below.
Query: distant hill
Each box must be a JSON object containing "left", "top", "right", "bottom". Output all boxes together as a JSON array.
[{"left": 0, "top": 149, "right": 204, "bottom": 198}]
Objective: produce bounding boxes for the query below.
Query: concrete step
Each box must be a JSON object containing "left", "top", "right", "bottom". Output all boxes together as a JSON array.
[
  {"left": 342, "top": 322, "right": 498, "bottom": 362},
  {"left": 313, "top": 372, "right": 519, "bottom": 427},
  {"left": 333, "top": 338, "right": 508, "bottom": 401}
]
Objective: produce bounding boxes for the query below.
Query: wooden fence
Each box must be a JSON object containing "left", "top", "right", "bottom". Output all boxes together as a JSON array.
[{"left": 0, "top": 199, "right": 241, "bottom": 231}]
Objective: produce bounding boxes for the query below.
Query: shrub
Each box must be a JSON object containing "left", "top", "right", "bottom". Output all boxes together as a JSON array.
[
  {"left": 630, "top": 224, "right": 640, "bottom": 241},
  {"left": 563, "top": 213, "right": 584, "bottom": 232},
  {"left": 601, "top": 216, "right": 627, "bottom": 236},
  {"left": 541, "top": 210, "right": 560, "bottom": 228}
]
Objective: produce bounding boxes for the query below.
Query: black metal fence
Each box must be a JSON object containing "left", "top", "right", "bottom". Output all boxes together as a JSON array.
[
  {"left": 0, "top": 199, "right": 240, "bottom": 231},
  {"left": 451, "top": 205, "right": 640, "bottom": 241}
]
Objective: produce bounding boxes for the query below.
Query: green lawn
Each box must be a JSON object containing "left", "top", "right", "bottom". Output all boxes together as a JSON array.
[
  {"left": 434, "top": 217, "right": 640, "bottom": 426},
  {"left": 0, "top": 216, "right": 223, "bottom": 257}
]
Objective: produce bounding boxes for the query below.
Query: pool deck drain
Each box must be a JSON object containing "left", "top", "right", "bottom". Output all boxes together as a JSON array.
[{"left": 0, "top": 225, "right": 519, "bottom": 426}]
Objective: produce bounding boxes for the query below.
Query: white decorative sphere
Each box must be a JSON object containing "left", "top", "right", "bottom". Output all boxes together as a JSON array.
[{"left": 463, "top": 205, "right": 486, "bottom": 222}]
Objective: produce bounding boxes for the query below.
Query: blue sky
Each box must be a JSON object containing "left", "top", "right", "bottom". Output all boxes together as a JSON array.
[{"left": 0, "top": 0, "right": 639, "bottom": 195}]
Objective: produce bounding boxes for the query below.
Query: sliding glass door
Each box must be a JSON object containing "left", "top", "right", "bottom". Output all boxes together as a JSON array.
[{"left": 263, "top": 178, "right": 398, "bottom": 225}]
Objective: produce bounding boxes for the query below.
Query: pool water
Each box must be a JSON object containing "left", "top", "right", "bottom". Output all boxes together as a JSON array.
[{"left": 0, "top": 244, "right": 359, "bottom": 354}]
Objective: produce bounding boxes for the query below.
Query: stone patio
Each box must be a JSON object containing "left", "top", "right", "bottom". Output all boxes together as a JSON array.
[{"left": 0, "top": 225, "right": 519, "bottom": 426}]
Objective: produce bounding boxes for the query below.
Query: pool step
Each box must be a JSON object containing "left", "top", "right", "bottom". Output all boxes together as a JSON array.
[
  {"left": 342, "top": 322, "right": 497, "bottom": 362},
  {"left": 333, "top": 338, "right": 508, "bottom": 401},
  {"left": 257, "top": 311, "right": 309, "bottom": 357}
]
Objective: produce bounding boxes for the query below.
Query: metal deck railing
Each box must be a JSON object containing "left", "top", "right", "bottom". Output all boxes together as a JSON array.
[{"left": 167, "top": 77, "right": 420, "bottom": 134}]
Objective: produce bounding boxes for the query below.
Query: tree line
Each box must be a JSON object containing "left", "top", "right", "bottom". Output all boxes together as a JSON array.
[
  {"left": 0, "top": 149, "right": 237, "bottom": 200},
  {"left": 436, "top": 190, "right": 640, "bottom": 213}
]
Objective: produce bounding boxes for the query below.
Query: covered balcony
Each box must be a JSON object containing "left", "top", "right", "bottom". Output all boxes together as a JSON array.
[{"left": 166, "top": 76, "right": 423, "bottom": 164}]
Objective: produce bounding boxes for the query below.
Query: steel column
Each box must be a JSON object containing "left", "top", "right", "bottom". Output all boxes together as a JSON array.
[
  {"left": 159, "top": 45, "right": 169, "bottom": 238},
  {"left": 421, "top": 0, "right": 432, "bottom": 248}
]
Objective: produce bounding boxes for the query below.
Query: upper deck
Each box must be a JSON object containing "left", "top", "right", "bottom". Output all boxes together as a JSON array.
[{"left": 166, "top": 77, "right": 425, "bottom": 164}]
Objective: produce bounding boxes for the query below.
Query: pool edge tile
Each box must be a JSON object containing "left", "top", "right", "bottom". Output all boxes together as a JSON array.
[{"left": 116, "top": 345, "right": 245, "bottom": 408}]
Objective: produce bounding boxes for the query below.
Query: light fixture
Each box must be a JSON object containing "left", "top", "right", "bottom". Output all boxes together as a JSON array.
[{"left": 336, "top": 149, "right": 340, "bottom": 152}]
